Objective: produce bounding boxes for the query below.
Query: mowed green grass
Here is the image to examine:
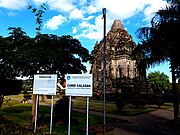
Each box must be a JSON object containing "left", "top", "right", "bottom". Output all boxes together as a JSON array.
[
  {"left": 0, "top": 94, "right": 173, "bottom": 134},
  {"left": 0, "top": 101, "right": 104, "bottom": 135},
  {"left": 72, "top": 97, "right": 173, "bottom": 116},
  {"left": 4, "top": 94, "right": 173, "bottom": 115}
]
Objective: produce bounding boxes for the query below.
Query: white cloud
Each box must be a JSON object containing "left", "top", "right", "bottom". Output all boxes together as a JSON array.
[
  {"left": 0, "top": 0, "right": 27, "bottom": 10},
  {"left": 32, "top": 0, "right": 47, "bottom": 5},
  {"left": 69, "top": 8, "right": 84, "bottom": 19},
  {"left": 0, "top": 0, "right": 169, "bottom": 43},
  {"left": 73, "top": 15, "right": 104, "bottom": 40},
  {"left": 84, "top": 15, "right": 94, "bottom": 20},
  {"left": 91, "top": 0, "right": 167, "bottom": 20},
  {"left": 86, "top": 5, "right": 97, "bottom": 14},
  {"left": 72, "top": 27, "right": 77, "bottom": 34},
  {"left": 72, "top": 0, "right": 168, "bottom": 40},
  {"left": 143, "top": 0, "right": 167, "bottom": 21},
  {"left": 78, "top": 0, "right": 87, "bottom": 6},
  {"left": 7, "top": 11, "right": 17, "bottom": 16},
  {"left": 44, "top": 14, "right": 67, "bottom": 30},
  {"left": 47, "top": 0, "right": 75, "bottom": 12}
]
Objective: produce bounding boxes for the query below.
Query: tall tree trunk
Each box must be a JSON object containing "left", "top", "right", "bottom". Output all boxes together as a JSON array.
[
  {"left": 171, "top": 62, "right": 179, "bottom": 120},
  {"left": 32, "top": 94, "right": 37, "bottom": 125}
]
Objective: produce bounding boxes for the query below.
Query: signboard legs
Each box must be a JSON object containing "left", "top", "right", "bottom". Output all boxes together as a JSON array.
[
  {"left": 68, "top": 96, "right": 72, "bottom": 135},
  {"left": 86, "top": 97, "right": 89, "bottom": 135},
  {"left": 34, "top": 94, "right": 39, "bottom": 133},
  {"left": 50, "top": 95, "right": 54, "bottom": 134}
]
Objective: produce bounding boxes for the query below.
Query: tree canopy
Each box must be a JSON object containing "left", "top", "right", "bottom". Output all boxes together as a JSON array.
[
  {"left": 0, "top": 27, "right": 91, "bottom": 80},
  {"left": 135, "top": 0, "right": 180, "bottom": 119},
  {"left": 147, "top": 71, "right": 170, "bottom": 94}
]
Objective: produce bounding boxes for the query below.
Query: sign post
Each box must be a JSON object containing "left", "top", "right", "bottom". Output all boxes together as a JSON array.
[
  {"left": 102, "top": 8, "right": 107, "bottom": 135},
  {"left": 50, "top": 95, "right": 54, "bottom": 134},
  {"left": 86, "top": 97, "right": 89, "bottom": 135},
  {"left": 33, "top": 74, "right": 57, "bottom": 134},
  {"left": 65, "top": 74, "right": 92, "bottom": 135},
  {"left": 68, "top": 96, "right": 72, "bottom": 135},
  {"left": 34, "top": 94, "right": 39, "bottom": 133}
]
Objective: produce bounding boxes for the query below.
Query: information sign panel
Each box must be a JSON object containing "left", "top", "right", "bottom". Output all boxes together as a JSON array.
[
  {"left": 65, "top": 74, "right": 92, "bottom": 97},
  {"left": 33, "top": 74, "right": 57, "bottom": 95}
]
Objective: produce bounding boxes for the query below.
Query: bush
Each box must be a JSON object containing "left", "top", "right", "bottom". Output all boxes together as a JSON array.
[
  {"left": 0, "top": 117, "right": 31, "bottom": 134},
  {"left": 154, "top": 100, "right": 165, "bottom": 108},
  {"left": 54, "top": 96, "right": 71, "bottom": 124},
  {"left": 129, "top": 94, "right": 165, "bottom": 108},
  {"left": 115, "top": 98, "right": 125, "bottom": 112},
  {"left": 130, "top": 99, "right": 146, "bottom": 108},
  {"left": 46, "top": 95, "right": 52, "bottom": 99},
  {"left": 23, "top": 94, "right": 32, "bottom": 99},
  {"left": 0, "top": 79, "right": 23, "bottom": 96}
]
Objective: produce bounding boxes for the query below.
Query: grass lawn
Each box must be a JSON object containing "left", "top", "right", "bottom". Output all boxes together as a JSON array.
[
  {"left": 72, "top": 97, "right": 173, "bottom": 116},
  {"left": 0, "top": 94, "right": 173, "bottom": 134},
  {"left": 0, "top": 102, "right": 105, "bottom": 135}
]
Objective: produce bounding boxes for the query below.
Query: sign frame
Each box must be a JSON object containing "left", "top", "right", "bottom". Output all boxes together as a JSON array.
[
  {"left": 33, "top": 74, "right": 57, "bottom": 95},
  {"left": 65, "top": 74, "right": 93, "bottom": 97}
]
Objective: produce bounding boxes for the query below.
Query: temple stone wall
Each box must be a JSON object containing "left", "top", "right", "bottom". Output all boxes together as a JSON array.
[{"left": 91, "top": 20, "right": 147, "bottom": 94}]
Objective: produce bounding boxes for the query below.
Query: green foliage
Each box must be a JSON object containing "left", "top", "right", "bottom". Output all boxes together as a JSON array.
[
  {"left": 147, "top": 71, "right": 170, "bottom": 93},
  {"left": 115, "top": 97, "right": 125, "bottom": 112},
  {"left": 129, "top": 94, "right": 165, "bottom": 108},
  {"left": 135, "top": 0, "right": 180, "bottom": 119},
  {"left": 23, "top": 95, "right": 32, "bottom": 100},
  {"left": 28, "top": 3, "right": 47, "bottom": 34},
  {"left": 0, "top": 118, "right": 31, "bottom": 134},
  {"left": 54, "top": 96, "right": 70, "bottom": 124},
  {"left": 0, "top": 3, "right": 90, "bottom": 80},
  {"left": 0, "top": 27, "right": 91, "bottom": 79},
  {"left": 0, "top": 80, "right": 23, "bottom": 96}
]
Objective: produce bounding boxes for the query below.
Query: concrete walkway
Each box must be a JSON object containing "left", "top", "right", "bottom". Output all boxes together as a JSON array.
[{"left": 73, "top": 107, "right": 180, "bottom": 135}]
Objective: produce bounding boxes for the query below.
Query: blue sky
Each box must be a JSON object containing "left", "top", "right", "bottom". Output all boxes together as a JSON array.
[{"left": 0, "top": 0, "right": 171, "bottom": 81}]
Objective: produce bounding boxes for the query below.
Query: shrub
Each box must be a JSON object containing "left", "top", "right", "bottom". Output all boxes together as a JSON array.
[
  {"left": 0, "top": 79, "right": 23, "bottom": 96},
  {"left": 23, "top": 94, "right": 32, "bottom": 99},
  {"left": 115, "top": 98, "right": 125, "bottom": 112},
  {"left": 130, "top": 99, "right": 146, "bottom": 108},
  {"left": 46, "top": 95, "right": 52, "bottom": 99},
  {"left": 22, "top": 88, "right": 32, "bottom": 100},
  {"left": 54, "top": 96, "right": 71, "bottom": 124},
  {"left": 0, "top": 117, "right": 31, "bottom": 134},
  {"left": 154, "top": 100, "right": 165, "bottom": 108}
]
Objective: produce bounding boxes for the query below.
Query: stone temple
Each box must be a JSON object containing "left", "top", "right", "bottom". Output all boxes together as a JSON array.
[{"left": 90, "top": 20, "right": 148, "bottom": 94}]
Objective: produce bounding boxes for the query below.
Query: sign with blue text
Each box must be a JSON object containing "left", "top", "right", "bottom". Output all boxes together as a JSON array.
[
  {"left": 33, "top": 74, "right": 57, "bottom": 95},
  {"left": 65, "top": 74, "right": 92, "bottom": 97}
]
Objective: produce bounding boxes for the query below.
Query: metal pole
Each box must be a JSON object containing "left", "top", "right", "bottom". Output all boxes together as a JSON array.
[
  {"left": 86, "top": 97, "right": 89, "bottom": 135},
  {"left": 68, "top": 96, "right": 72, "bottom": 135},
  {"left": 34, "top": 94, "right": 39, "bottom": 133},
  {"left": 102, "top": 8, "right": 106, "bottom": 135},
  {"left": 50, "top": 95, "right": 54, "bottom": 134}
]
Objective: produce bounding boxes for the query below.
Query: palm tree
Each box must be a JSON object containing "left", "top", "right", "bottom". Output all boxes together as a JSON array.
[{"left": 135, "top": 0, "right": 180, "bottom": 119}]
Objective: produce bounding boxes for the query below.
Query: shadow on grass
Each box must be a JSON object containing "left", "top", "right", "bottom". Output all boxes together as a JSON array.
[{"left": 0, "top": 104, "right": 107, "bottom": 135}]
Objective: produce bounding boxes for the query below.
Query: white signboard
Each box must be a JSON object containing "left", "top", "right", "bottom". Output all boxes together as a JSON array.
[
  {"left": 65, "top": 74, "right": 92, "bottom": 97},
  {"left": 33, "top": 74, "right": 57, "bottom": 95}
]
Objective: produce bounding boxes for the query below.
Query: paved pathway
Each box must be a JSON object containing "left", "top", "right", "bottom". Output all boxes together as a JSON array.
[{"left": 73, "top": 107, "right": 180, "bottom": 135}]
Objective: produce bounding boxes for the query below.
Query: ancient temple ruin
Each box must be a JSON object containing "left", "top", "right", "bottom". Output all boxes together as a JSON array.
[{"left": 91, "top": 20, "right": 147, "bottom": 94}]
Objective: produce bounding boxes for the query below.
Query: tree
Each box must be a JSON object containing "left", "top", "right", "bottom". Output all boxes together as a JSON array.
[
  {"left": 0, "top": 28, "right": 26, "bottom": 108},
  {"left": 28, "top": 3, "right": 46, "bottom": 35},
  {"left": 0, "top": 26, "right": 91, "bottom": 125},
  {"left": 27, "top": 3, "right": 91, "bottom": 126},
  {"left": 135, "top": 0, "right": 180, "bottom": 119},
  {"left": 147, "top": 71, "right": 170, "bottom": 94}
]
